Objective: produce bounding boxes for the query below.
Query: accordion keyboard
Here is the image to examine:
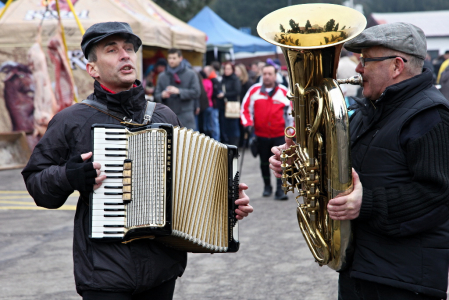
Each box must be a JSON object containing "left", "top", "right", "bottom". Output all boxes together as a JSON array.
[{"left": 91, "top": 127, "right": 128, "bottom": 238}]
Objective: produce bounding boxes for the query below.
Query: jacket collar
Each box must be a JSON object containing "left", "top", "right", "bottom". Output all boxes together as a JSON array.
[
  {"left": 261, "top": 82, "right": 278, "bottom": 97},
  {"left": 92, "top": 80, "right": 146, "bottom": 121},
  {"left": 352, "top": 68, "right": 433, "bottom": 130}
]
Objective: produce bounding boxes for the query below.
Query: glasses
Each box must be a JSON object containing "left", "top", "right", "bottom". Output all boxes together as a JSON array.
[{"left": 360, "top": 56, "right": 408, "bottom": 67}]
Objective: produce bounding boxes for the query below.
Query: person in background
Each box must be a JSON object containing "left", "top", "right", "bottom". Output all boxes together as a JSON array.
[
  {"left": 235, "top": 63, "right": 253, "bottom": 147},
  {"left": 436, "top": 50, "right": 449, "bottom": 84},
  {"left": 203, "top": 65, "right": 221, "bottom": 141},
  {"left": 143, "top": 64, "right": 155, "bottom": 99},
  {"left": 217, "top": 62, "right": 241, "bottom": 146},
  {"left": 153, "top": 58, "right": 167, "bottom": 86},
  {"left": 241, "top": 64, "right": 292, "bottom": 200},
  {"left": 337, "top": 49, "right": 360, "bottom": 98},
  {"left": 249, "top": 60, "right": 261, "bottom": 83},
  {"left": 154, "top": 48, "right": 200, "bottom": 130},
  {"left": 211, "top": 60, "right": 222, "bottom": 82},
  {"left": 195, "top": 70, "right": 208, "bottom": 133}
]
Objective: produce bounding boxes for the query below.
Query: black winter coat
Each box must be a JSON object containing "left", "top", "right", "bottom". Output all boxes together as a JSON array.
[
  {"left": 22, "top": 81, "right": 187, "bottom": 295},
  {"left": 348, "top": 69, "right": 449, "bottom": 298},
  {"left": 218, "top": 74, "right": 241, "bottom": 110}
]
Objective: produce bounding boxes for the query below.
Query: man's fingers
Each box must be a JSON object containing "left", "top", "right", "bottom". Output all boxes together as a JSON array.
[
  {"left": 238, "top": 183, "right": 248, "bottom": 191},
  {"left": 92, "top": 162, "right": 102, "bottom": 170},
  {"left": 328, "top": 196, "right": 348, "bottom": 206},
  {"left": 81, "top": 152, "right": 92, "bottom": 161},
  {"left": 95, "top": 174, "right": 107, "bottom": 184}
]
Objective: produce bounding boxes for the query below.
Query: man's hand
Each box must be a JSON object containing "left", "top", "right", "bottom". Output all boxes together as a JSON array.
[
  {"left": 269, "top": 132, "right": 296, "bottom": 179},
  {"left": 217, "top": 92, "right": 224, "bottom": 98},
  {"left": 161, "top": 90, "right": 171, "bottom": 99},
  {"left": 66, "top": 152, "right": 106, "bottom": 192},
  {"left": 195, "top": 107, "right": 200, "bottom": 115},
  {"left": 327, "top": 169, "right": 363, "bottom": 220},
  {"left": 166, "top": 86, "right": 180, "bottom": 94},
  {"left": 235, "top": 183, "right": 253, "bottom": 220}
]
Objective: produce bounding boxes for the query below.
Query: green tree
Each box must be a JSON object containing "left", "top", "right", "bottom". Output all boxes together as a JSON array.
[
  {"left": 305, "top": 19, "right": 311, "bottom": 32},
  {"left": 324, "top": 19, "right": 335, "bottom": 32},
  {"left": 280, "top": 24, "right": 286, "bottom": 33},
  {"left": 334, "top": 23, "right": 339, "bottom": 31}
]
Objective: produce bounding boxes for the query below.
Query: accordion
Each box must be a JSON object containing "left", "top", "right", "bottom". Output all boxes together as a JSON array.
[{"left": 89, "top": 123, "right": 240, "bottom": 253}]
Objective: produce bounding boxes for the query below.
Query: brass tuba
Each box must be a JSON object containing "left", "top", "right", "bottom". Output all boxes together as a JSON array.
[{"left": 257, "top": 4, "right": 366, "bottom": 271}]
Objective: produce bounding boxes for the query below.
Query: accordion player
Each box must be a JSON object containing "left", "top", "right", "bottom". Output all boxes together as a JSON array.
[{"left": 89, "top": 123, "right": 240, "bottom": 253}]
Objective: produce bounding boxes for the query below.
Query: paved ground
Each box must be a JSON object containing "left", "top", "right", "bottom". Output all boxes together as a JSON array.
[{"left": 0, "top": 148, "right": 338, "bottom": 300}]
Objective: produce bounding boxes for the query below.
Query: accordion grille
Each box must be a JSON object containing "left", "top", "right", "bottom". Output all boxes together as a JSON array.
[{"left": 126, "top": 129, "right": 167, "bottom": 228}]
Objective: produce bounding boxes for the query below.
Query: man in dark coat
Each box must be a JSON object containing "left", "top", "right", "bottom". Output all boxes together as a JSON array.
[
  {"left": 270, "top": 22, "right": 449, "bottom": 299},
  {"left": 21, "top": 22, "right": 253, "bottom": 300},
  {"left": 154, "top": 48, "right": 200, "bottom": 130}
]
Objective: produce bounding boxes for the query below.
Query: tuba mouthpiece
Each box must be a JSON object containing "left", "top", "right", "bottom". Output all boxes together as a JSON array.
[{"left": 337, "top": 74, "right": 363, "bottom": 87}]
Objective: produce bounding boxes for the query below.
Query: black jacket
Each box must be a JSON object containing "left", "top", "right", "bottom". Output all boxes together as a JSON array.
[
  {"left": 218, "top": 74, "right": 241, "bottom": 110},
  {"left": 22, "top": 81, "right": 187, "bottom": 295},
  {"left": 349, "top": 69, "right": 449, "bottom": 298}
]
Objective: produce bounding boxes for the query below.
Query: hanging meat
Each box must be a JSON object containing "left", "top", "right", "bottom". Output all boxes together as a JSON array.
[
  {"left": 0, "top": 61, "right": 35, "bottom": 132},
  {"left": 27, "top": 31, "right": 58, "bottom": 137},
  {"left": 48, "top": 29, "right": 75, "bottom": 111}
]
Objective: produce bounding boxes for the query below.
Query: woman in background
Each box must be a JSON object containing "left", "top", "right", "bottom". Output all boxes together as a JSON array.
[
  {"left": 217, "top": 63, "right": 241, "bottom": 146},
  {"left": 235, "top": 63, "right": 253, "bottom": 147}
]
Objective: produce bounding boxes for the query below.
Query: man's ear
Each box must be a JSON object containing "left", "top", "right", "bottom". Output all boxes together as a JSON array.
[
  {"left": 392, "top": 57, "right": 405, "bottom": 79},
  {"left": 86, "top": 62, "right": 99, "bottom": 79}
]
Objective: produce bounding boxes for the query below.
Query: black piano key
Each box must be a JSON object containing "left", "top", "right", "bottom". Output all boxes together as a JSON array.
[
  {"left": 104, "top": 208, "right": 125, "bottom": 212},
  {"left": 104, "top": 170, "right": 123, "bottom": 173},
  {"left": 104, "top": 225, "right": 125, "bottom": 228},
  {"left": 103, "top": 231, "right": 124, "bottom": 234},
  {"left": 105, "top": 132, "right": 126, "bottom": 135},
  {"left": 105, "top": 154, "right": 127, "bottom": 157},
  {"left": 104, "top": 202, "right": 125, "bottom": 205},
  {"left": 105, "top": 148, "right": 127, "bottom": 151},
  {"left": 105, "top": 138, "right": 127, "bottom": 141},
  {"left": 104, "top": 186, "right": 123, "bottom": 189},
  {"left": 104, "top": 192, "right": 123, "bottom": 195},
  {"left": 105, "top": 164, "right": 124, "bottom": 167},
  {"left": 104, "top": 214, "right": 125, "bottom": 217},
  {"left": 106, "top": 176, "right": 124, "bottom": 179}
]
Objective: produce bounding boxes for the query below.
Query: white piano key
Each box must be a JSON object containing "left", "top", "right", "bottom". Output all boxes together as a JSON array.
[
  {"left": 91, "top": 209, "right": 125, "bottom": 216},
  {"left": 92, "top": 215, "right": 125, "bottom": 222},
  {"left": 91, "top": 219, "right": 125, "bottom": 227},
  {"left": 92, "top": 155, "right": 127, "bottom": 161},
  {"left": 92, "top": 204, "right": 125, "bottom": 211},
  {"left": 94, "top": 127, "right": 127, "bottom": 133},
  {"left": 91, "top": 232, "right": 124, "bottom": 238},
  {"left": 92, "top": 194, "right": 123, "bottom": 199}
]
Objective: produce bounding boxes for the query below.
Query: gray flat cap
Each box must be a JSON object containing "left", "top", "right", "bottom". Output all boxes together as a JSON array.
[
  {"left": 344, "top": 22, "right": 426, "bottom": 60},
  {"left": 81, "top": 22, "right": 142, "bottom": 59}
]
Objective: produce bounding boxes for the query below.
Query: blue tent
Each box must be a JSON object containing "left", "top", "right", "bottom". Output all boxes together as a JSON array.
[{"left": 188, "top": 6, "right": 275, "bottom": 53}]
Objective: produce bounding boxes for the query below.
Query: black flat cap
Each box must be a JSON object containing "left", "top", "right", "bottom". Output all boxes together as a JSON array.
[{"left": 81, "top": 22, "right": 142, "bottom": 59}]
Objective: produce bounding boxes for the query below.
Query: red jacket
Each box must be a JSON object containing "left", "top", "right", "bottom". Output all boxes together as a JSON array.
[{"left": 241, "top": 83, "right": 293, "bottom": 138}]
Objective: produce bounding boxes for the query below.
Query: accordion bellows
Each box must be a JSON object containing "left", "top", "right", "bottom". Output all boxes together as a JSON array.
[{"left": 89, "top": 123, "right": 239, "bottom": 253}]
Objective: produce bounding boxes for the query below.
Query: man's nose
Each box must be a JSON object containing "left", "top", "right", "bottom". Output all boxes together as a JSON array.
[
  {"left": 119, "top": 48, "right": 130, "bottom": 60},
  {"left": 355, "top": 62, "right": 363, "bottom": 74}
]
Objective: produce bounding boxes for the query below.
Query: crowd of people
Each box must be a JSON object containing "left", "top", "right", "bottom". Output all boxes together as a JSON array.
[{"left": 142, "top": 53, "right": 293, "bottom": 200}]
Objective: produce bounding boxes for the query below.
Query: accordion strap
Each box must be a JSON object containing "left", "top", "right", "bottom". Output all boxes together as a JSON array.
[{"left": 82, "top": 99, "right": 157, "bottom": 126}]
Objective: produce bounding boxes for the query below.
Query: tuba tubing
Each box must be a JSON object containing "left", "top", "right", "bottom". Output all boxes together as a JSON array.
[{"left": 257, "top": 3, "right": 366, "bottom": 271}]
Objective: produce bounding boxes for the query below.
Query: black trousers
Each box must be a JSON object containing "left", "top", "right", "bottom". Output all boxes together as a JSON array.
[
  {"left": 257, "top": 135, "right": 285, "bottom": 187},
  {"left": 82, "top": 277, "right": 176, "bottom": 300},
  {"left": 338, "top": 270, "right": 441, "bottom": 300}
]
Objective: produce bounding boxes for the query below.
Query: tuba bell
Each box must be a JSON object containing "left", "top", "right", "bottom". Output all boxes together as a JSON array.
[{"left": 257, "top": 4, "right": 366, "bottom": 271}]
